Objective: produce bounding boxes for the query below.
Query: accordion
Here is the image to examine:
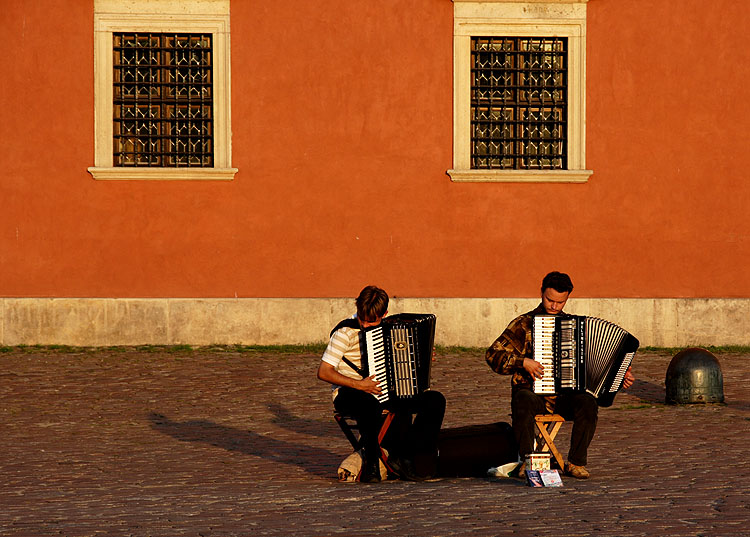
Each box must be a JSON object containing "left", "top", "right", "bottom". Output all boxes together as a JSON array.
[
  {"left": 532, "top": 315, "right": 639, "bottom": 407},
  {"left": 360, "top": 313, "right": 436, "bottom": 404}
]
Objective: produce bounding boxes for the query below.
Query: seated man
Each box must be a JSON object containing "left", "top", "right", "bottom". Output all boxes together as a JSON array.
[
  {"left": 485, "top": 271, "right": 634, "bottom": 479},
  {"left": 317, "top": 285, "right": 446, "bottom": 483}
]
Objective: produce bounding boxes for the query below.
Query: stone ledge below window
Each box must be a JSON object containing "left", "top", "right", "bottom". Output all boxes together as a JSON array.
[
  {"left": 88, "top": 167, "right": 239, "bottom": 181},
  {"left": 447, "top": 169, "right": 593, "bottom": 183}
]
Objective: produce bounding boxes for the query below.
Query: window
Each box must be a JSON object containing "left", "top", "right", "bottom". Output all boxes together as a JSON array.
[
  {"left": 89, "top": 0, "right": 236, "bottom": 180},
  {"left": 112, "top": 32, "right": 214, "bottom": 168},
  {"left": 448, "top": 1, "right": 591, "bottom": 183},
  {"left": 472, "top": 36, "right": 567, "bottom": 170}
]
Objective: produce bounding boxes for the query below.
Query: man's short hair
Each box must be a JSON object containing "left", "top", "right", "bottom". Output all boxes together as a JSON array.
[
  {"left": 356, "top": 285, "right": 389, "bottom": 322},
  {"left": 541, "top": 271, "right": 574, "bottom": 294}
]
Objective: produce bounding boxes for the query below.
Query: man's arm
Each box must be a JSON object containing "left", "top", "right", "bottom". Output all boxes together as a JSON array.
[
  {"left": 486, "top": 315, "right": 545, "bottom": 379},
  {"left": 317, "top": 362, "right": 381, "bottom": 395},
  {"left": 317, "top": 327, "right": 382, "bottom": 395}
]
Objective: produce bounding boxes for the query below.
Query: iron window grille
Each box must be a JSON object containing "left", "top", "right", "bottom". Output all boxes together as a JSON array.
[
  {"left": 113, "top": 33, "right": 213, "bottom": 167},
  {"left": 471, "top": 37, "right": 567, "bottom": 170}
]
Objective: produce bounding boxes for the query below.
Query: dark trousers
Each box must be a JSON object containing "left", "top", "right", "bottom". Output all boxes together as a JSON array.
[
  {"left": 333, "top": 388, "right": 446, "bottom": 474},
  {"left": 511, "top": 389, "right": 598, "bottom": 467}
]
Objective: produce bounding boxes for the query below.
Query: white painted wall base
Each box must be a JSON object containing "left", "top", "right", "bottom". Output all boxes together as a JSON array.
[{"left": 0, "top": 297, "right": 747, "bottom": 348}]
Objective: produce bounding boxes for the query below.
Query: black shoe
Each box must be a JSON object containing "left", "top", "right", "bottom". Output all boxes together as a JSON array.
[
  {"left": 387, "top": 456, "right": 426, "bottom": 482},
  {"left": 360, "top": 458, "right": 382, "bottom": 483}
]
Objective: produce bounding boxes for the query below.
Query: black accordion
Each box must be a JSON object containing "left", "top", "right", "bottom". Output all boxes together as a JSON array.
[
  {"left": 532, "top": 314, "right": 639, "bottom": 407},
  {"left": 360, "top": 313, "right": 436, "bottom": 404}
]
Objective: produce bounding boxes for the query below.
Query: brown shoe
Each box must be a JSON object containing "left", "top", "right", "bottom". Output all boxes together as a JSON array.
[{"left": 564, "top": 462, "right": 590, "bottom": 479}]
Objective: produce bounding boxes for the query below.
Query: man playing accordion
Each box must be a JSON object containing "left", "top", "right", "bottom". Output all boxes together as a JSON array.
[
  {"left": 485, "top": 271, "right": 635, "bottom": 479},
  {"left": 317, "top": 285, "right": 445, "bottom": 483}
]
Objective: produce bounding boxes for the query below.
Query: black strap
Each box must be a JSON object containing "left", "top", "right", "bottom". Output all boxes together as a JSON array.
[
  {"left": 330, "top": 317, "right": 365, "bottom": 377},
  {"left": 329, "top": 317, "right": 360, "bottom": 337},
  {"left": 341, "top": 356, "right": 365, "bottom": 378}
]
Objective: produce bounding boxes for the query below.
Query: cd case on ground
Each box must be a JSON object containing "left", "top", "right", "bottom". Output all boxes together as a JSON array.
[{"left": 526, "top": 469, "right": 563, "bottom": 487}]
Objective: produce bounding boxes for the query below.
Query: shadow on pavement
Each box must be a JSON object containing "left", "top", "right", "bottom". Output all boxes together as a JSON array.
[
  {"left": 625, "top": 379, "right": 750, "bottom": 411},
  {"left": 626, "top": 379, "right": 665, "bottom": 404},
  {"left": 148, "top": 412, "right": 341, "bottom": 479},
  {"left": 267, "top": 402, "right": 341, "bottom": 438}
]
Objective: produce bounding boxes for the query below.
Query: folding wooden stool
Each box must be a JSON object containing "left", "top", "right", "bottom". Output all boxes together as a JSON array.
[
  {"left": 333, "top": 410, "right": 395, "bottom": 462},
  {"left": 534, "top": 414, "right": 566, "bottom": 470}
]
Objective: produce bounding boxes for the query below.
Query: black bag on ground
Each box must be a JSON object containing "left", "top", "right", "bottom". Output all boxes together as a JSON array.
[{"left": 436, "top": 422, "right": 518, "bottom": 477}]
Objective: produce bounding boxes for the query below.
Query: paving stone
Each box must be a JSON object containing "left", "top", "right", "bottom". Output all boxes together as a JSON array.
[{"left": 0, "top": 349, "right": 747, "bottom": 536}]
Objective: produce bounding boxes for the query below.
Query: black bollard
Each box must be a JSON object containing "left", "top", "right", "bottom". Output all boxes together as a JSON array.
[{"left": 665, "top": 347, "right": 725, "bottom": 404}]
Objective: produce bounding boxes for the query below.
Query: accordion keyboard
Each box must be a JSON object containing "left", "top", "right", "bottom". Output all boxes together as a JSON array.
[
  {"left": 532, "top": 316, "right": 556, "bottom": 395},
  {"left": 364, "top": 326, "right": 390, "bottom": 403}
]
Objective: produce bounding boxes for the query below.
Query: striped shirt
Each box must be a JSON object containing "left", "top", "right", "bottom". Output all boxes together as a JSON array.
[{"left": 321, "top": 324, "right": 364, "bottom": 400}]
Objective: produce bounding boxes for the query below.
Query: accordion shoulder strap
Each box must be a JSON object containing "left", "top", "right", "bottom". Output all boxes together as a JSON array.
[
  {"left": 330, "top": 317, "right": 360, "bottom": 338},
  {"left": 341, "top": 356, "right": 365, "bottom": 379},
  {"left": 330, "top": 317, "right": 366, "bottom": 378}
]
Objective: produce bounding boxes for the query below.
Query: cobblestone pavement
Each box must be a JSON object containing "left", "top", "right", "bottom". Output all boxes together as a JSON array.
[{"left": 0, "top": 346, "right": 748, "bottom": 537}]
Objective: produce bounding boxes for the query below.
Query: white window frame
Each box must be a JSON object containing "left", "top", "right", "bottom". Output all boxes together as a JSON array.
[
  {"left": 88, "top": 0, "right": 237, "bottom": 181},
  {"left": 448, "top": 0, "right": 592, "bottom": 183}
]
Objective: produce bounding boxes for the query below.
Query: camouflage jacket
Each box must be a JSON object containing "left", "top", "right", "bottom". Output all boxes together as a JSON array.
[{"left": 485, "top": 304, "right": 558, "bottom": 409}]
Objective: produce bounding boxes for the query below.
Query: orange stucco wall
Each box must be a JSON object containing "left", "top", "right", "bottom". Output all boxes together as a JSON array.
[{"left": 1, "top": 0, "right": 748, "bottom": 299}]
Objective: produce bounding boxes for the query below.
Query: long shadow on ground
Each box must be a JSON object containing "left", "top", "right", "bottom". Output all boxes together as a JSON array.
[
  {"left": 267, "top": 402, "right": 342, "bottom": 438},
  {"left": 625, "top": 379, "right": 666, "bottom": 404},
  {"left": 148, "top": 412, "right": 342, "bottom": 479}
]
